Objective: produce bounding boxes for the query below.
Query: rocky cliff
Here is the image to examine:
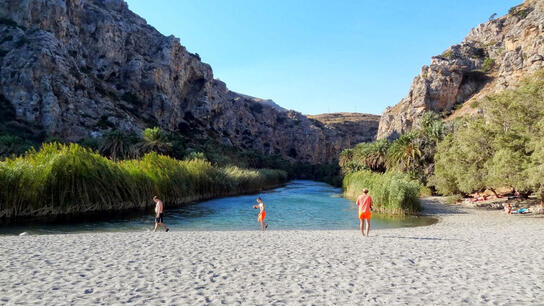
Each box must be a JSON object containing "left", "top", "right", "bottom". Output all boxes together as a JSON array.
[
  {"left": 378, "top": 0, "right": 544, "bottom": 139},
  {"left": 0, "top": 0, "right": 377, "bottom": 164},
  {"left": 307, "top": 113, "right": 380, "bottom": 145}
]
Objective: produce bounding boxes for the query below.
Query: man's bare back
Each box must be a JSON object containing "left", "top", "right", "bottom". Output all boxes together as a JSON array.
[{"left": 153, "top": 196, "right": 169, "bottom": 232}]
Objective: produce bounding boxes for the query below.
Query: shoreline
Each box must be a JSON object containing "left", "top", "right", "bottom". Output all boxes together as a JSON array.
[
  {"left": 1, "top": 198, "right": 542, "bottom": 304},
  {"left": 0, "top": 181, "right": 287, "bottom": 223}
]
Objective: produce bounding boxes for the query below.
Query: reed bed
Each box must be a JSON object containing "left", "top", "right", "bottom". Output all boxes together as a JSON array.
[
  {"left": 343, "top": 170, "right": 422, "bottom": 215},
  {"left": 0, "top": 143, "right": 287, "bottom": 218}
]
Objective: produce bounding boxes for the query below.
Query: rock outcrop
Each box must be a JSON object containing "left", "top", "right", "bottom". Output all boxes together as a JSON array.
[
  {"left": 307, "top": 113, "right": 380, "bottom": 145},
  {"left": 378, "top": 0, "right": 544, "bottom": 139},
  {"left": 0, "top": 0, "right": 377, "bottom": 164}
]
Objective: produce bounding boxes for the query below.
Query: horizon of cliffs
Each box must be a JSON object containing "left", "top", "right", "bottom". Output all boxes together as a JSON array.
[{"left": 0, "top": 0, "right": 379, "bottom": 164}]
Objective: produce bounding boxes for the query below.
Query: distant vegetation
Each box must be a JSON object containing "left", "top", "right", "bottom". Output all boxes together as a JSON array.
[
  {"left": 489, "top": 13, "right": 497, "bottom": 22},
  {"left": 340, "top": 111, "right": 447, "bottom": 185},
  {"left": 0, "top": 122, "right": 346, "bottom": 217},
  {"left": 340, "top": 69, "right": 544, "bottom": 208},
  {"left": 441, "top": 50, "right": 453, "bottom": 59},
  {"left": 0, "top": 126, "right": 341, "bottom": 186},
  {"left": 0, "top": 143, "right": 287, "bottom": 218},
  {"left": 508, "top": 5, "right": 533, "bottom": 19}
]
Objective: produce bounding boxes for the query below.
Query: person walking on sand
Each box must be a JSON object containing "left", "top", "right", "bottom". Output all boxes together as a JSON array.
[
  {"left": 153, "top": 196, "right": 169, "bottom": 232},
  {"left": 253, "top": 197, "right": 268, "bottom": 231},
  {"left": 356, "top": 188, "right": 373, "bottom": 237}
]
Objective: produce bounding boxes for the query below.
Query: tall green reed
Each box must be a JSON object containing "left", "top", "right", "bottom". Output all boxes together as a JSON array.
[
  {"left": 343, "top": 170, "right": 422, "bottom": 215},
  {"left": 0, "top": 143, "right": 287, "bottom": 218}
]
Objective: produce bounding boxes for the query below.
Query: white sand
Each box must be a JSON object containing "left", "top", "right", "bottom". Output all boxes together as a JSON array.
[{"left": 1, "top": 198, "right": 543, "bottom": 305}]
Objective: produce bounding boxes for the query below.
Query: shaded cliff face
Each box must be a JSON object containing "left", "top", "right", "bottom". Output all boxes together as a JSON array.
[
  {"left": 0, "top": 0, "right": 377, "bottom": 163},
  {"left": 378, "top": 0, "right": 544, "bottom": 139}
]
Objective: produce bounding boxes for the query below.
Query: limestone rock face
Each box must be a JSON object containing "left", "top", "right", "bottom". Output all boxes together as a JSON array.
[
  {"left": 377, "top": 0, "right": 544, "bottom": 139},
  {"left": 0, "top": 0, "right": 377, "bottom": 163},
  {"left": 307, "top": 113, "right": 380, "bottom": 145}
]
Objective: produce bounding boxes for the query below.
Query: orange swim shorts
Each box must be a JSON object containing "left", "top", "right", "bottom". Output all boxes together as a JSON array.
[
  {"left": 258, "top": 211, "right": 266, "bottom": 222},
  {"left": 359, "top": 211, "right": 372, "bottom": 220}
]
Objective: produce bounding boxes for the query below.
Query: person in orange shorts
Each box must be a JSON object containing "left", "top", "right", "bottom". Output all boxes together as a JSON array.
[
  {"left": 356, "top": 188, "right": 373, "bottom": 236},
  {"left": 253, "top": 197, "right": 268, "bottom": 231}
]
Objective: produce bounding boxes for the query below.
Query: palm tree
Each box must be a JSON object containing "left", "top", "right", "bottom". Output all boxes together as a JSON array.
[
  {"left": 356, "top": 139, "right": 390, "bottom": 172},
  {"left": 98, "top": 130, "right": 135, "bottom": 160},
  {"left": 386, "top": 132, "right": 422, "bottom": 172},
  {"left": 136, "top": 127, "right": 172, "bottom": 156},
  {"left": 0, "top": 135, "right": 34, "bottom": 158}
]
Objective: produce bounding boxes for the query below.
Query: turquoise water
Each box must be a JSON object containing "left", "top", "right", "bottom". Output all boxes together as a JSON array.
[{"left": 0, "top": 180, "right": 436, "bottom": 235}]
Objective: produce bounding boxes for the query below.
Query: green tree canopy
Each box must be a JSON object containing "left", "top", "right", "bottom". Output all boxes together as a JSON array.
[{"left": 431, "top": 69, "right": 544, "bottom": 197}]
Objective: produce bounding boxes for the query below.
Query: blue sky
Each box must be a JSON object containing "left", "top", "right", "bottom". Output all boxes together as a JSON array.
[{"left": 125, "top": 0, "right": 521, "bottom": 115}]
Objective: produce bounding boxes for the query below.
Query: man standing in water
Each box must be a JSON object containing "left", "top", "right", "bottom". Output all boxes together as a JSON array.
[
  {"left": 153, "top": 196, "right": 169, "bottom": 232},
  {"left": 356, "top": 188, "right": 373, "bottom": 236},
  {"left": 253, "top": 197, "right": 268, "bottom": 231}
]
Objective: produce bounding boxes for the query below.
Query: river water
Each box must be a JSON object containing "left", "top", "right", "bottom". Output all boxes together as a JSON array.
[{"left": 0, "top": 180, "right": 436, "bottom": 235}]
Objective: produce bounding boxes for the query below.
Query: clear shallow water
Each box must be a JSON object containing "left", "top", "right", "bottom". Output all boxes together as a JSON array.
[{"left": 0, "top": 180, "right": 436, "bottom": 235}]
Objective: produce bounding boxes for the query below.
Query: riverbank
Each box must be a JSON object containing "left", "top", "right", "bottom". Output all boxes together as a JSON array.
[
  {"left": 0, "top": 181, "right": 435, "bottom": 234},
  {"left": 343, "top": 170, "right": 422, "bottom": 215},
  {"left": 0, "top": 143, "right": 287, "bottom": 218},
  {"left": 1, "top": 198, "right": 542, "bottom": 304}
]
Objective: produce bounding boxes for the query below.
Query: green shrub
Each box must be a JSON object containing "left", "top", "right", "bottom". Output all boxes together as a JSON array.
[
  {"left": 508, "top": 5, "right": 520, "bottom": 15},
  {"left": 481, "top": 57, "right": 495, "bottom": 73},
  {"left": 343, "top": 170, "right": 422, "bottom": 215},
  {"left": 445, "top": 194, "right": 463, "bottom": 204},
  {"left": 419, "top": 185, "right": 433, "bottom": 197},
  {"left": 470, "top": 100, "right": 480, "bottom": 108},
  {"left": 442, "top": 50, "right": 453, "bottom": 59},
  {"left": 509, "top": 5, "right": 532, "bottom": 19}
]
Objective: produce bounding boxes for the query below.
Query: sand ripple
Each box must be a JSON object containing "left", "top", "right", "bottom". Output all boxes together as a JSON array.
[{"left": 1, "top": 199, "right": 543, "bottom": 305}]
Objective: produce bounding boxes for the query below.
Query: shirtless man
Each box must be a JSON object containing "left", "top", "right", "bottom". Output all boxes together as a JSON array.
[
  {"left": 153, "top": 196, "right": 169, "bottom": 232},
  {"left": 356, "top": 188, "right": 373, "bottom": 237},
  {"left": 253, "top": 197, "right": 268, "bottom": 231}
]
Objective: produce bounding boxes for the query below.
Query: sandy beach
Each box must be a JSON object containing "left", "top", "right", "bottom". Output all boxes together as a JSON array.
[{"left": 1, "top": 198, "right": 543, "bottom": 305}]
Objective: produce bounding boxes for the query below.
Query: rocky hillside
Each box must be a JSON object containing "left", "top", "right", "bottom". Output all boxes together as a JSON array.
[
  {"left": 378, "top": 0, "right": 544, "bottom": 139},
  {"left": 0, "top": 0, "right": 377, "bottom": 164},
  {"left": 307, "top": 113, "right": 380, "bottom": 145}
]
